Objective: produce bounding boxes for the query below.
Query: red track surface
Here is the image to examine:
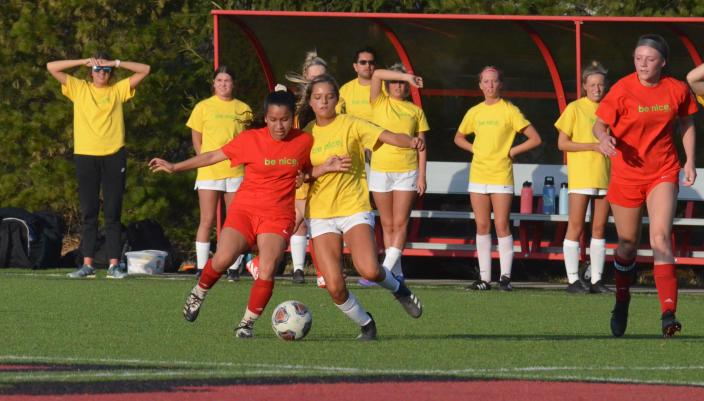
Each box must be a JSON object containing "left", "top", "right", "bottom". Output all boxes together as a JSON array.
[{"left": 4, "top": 380, "right": 703, "bottom": 401}]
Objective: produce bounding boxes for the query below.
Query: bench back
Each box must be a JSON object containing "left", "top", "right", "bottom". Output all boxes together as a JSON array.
[{"left": 425, "top": 161, "right": 704, "bottom": 201}]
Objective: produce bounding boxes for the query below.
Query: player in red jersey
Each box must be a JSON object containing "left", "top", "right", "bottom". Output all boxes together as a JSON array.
[
  {"left": 593, "top": 34, "right": 698, "bottom": 338},
  {"left": 149, "top": 90, "right": 350, "bottom": 338}
]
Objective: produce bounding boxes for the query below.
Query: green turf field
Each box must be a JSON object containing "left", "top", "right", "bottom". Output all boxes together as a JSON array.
[{"left": 1, "top": 269, "right": 703, "bottom": 387}]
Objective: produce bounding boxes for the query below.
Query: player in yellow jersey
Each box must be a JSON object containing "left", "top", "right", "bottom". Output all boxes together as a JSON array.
[
  {"left": 454, "top": 66, "right": 542, "bottom": 291},
  {"left": 187, "top": 66, "right": 253, "bottom": 281},
  {"left": 336, "top": 47, "right": 377, "bottom": 120},
  {"left": 369, "top": 63, "right": 429, "bottom": 281},
  {"left": 47, "top": 53, "right": 150, "bottom": 279},
  {"left": 554, "top": 61, "right": 611, "bottom": 294},
  {"left": 686, "top": 62, "right": 704, "bottom": 106},
  {"left": 300, "top": 74, "right": 424, "bottom": 340}
]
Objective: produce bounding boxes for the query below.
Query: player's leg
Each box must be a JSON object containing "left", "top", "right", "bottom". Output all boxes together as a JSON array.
[
  {"left": 589, "top": 195, "right": 611, "bottom": 293},
  {"left": 195, "top": 188, "right": 221, "bottom": 276},
  {"left": 564, "top": 193, "right": 590, "bottom": 293},
  {"left": 290, "top": 199, "right": 308, "bottom": 284},
  {"left": 389, "top": 189, "right": 417, "bottom": 279},
  {"left": 491, "top": 192, "right": 514, "bottom": 291},
  {"left": 469, "top": 192, "right": 493, "bottom": 290}
]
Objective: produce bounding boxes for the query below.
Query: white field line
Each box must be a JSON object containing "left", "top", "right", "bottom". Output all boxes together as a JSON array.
[{"left": 2, "top": 355, "right": 704, "bottom": 386}]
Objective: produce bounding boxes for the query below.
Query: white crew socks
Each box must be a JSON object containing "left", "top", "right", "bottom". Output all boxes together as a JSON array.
[
  {"left": 563, "top": 239, "right": 580, "bottom": 284},
  {"left": 382, "top": 247, "right": 402, "bottom": 276},
  {"left": 335, "top": 292, "right": 372, "bottom": 326},
  {"left": 590, "top": 238, "right": 606, "bottom": 284},
  {"left": 476, "top": 234, "right": 492, "bottom": 282},
  {"left": 195, "top": 241, "right": 210, "bottom": 270},
  {"left": 376, "top": 267, "right": 401, "bottom": 292},
  {"left": 290, "top": 235, "right": 307, "bottom": 272},
  {"left": 241, "top": 307, "right": 260, "bottom": 324},
  {"left": 229, "top": 254, "right": 245, "bottom": 271},
  {"left": 498, "top": 235, "right": 514, "bottom": 279}
]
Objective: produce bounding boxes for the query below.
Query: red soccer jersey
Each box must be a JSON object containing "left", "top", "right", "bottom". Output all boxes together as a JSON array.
[
  {"left": 596, "top": 72, "right": 697, "bottom": 184},
  {"left": 221, "top": 127, "right": 313, "bottom": 219}
]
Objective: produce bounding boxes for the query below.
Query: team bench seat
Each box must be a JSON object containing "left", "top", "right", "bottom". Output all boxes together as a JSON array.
[{"left": 391, "top": 162, "right": 704, "bottom": 266}]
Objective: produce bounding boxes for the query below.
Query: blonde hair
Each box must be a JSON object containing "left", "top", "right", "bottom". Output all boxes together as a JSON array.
[
  {"left": 478, "top": 65, "right": 503, "bottom": 83},
  {"left": 285, "top": 50, "right": 328, "bottom": 85},
  {"left": 385, "top": 62, "right": 410, "bottom": 98},
  {"left": 581, "top": 60, "right": 608, "bottom": 84}
]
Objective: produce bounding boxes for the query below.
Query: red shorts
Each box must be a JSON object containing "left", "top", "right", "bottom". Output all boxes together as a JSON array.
[
  {"left": 224, "top": 210, "right": 294, "bottom": 247},
  {"left": 606, "top": 172, "right": 679, "bottom": 208}
]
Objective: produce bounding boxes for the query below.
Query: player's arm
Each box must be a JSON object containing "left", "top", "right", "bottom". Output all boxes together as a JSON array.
[
  {"left": 377, "top": 130, "right": 425, "bottom": 151},
  {"left": 680, "top": 115, "right": 697, "bottom": 187},
  {"left": 149, "top": 149, "right": 228, "bottom": 174},
  {"left": 509, "top": 125, "right": 541, "bottom": 159},
  {"left": 592, "top": 117, "right": 616, "bottom": 157},
  {"left": 686, "top": 63, "right": 704, "bottom": 96},
  {"left": 306, "top": 155, "right": 352, "bottom": 180},
  {"left": 191, "top": 130, "right": 203, "bottom": 155},
  {"left": 557, "top": 130, "right": 599, "bottom": 153},
  {"left": 370, "top": 69, "right": 423, "bottom": 102},
  {"left": 417, "top": 131, "right": 428, "bottom": 196},
  {"left": 46, "top": 58, "right": 89, "bottom": 85},
  {"left": 453, "top": 130, "right": 473, "bottom": 153}
]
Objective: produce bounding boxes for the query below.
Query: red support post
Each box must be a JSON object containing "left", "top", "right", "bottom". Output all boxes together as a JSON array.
[
  {"left": 372, "top": 20, "right": 423, "bottom": 108},
  {"left": 231, "top": 18, "right": 276, "bottom": 91}
]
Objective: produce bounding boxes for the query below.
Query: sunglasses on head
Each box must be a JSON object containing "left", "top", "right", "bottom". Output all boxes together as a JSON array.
[
  {"left": 92, "top": 66, "right": 113, "bottom": 73},
  {"left": 356, "top": 59, "right": 375, "bottom": 66}
]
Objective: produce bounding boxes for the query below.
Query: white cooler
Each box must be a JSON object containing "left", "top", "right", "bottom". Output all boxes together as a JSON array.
[{"left": 125, "top": 250, "right": 168, "bottom": 275}]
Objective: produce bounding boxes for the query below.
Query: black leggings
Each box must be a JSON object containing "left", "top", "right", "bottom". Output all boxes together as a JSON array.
[{"left": 74, "top": 148, "right": 126, "bottom": 260}]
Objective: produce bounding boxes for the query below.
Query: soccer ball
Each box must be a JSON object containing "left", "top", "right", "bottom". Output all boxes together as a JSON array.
[{"left": 271, "top": 300, "right": 312, "bottom": 341}]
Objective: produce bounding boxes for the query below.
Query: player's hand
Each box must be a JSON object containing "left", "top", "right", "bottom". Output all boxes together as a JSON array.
[
  {"left": 295, "top": 170, "right": 305, "bottom": 188},
  {"left": 597, "top": 135, "right": 616, "bottom": 157},
  {"left": 683, "top": 160, "right": 697, "bottom": 187},
  {"left": 407, "top": 74, "right": 423, "bottom": 89},
  {"left": 417, "top": 175, "right": 427, "bottom": 196},
  {"left": 323, "top": 155, "right": 352, "bottom": 173},
  {"left": 410, "top": 136, "right": 425, "bottom": 152},
  {"left": 148, "top": 158, "right": 176, "bottom": 174}
]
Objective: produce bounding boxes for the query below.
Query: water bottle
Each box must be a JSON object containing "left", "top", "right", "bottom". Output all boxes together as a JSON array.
[
  {"left": 520, "top": 181, "right": 533, "bottom": 213},
  {"left": 558, "top": 183, "right": 569, "bottom": 215},
  {"left": 542, "top": 176, "right": 555, "bottom": 214}
]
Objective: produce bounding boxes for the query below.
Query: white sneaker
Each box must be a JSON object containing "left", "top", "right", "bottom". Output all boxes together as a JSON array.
[{"left": 67, "top": 265, "right": 95, "bottom": 278}]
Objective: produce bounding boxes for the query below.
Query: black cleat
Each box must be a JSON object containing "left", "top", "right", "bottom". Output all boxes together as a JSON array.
[
  {"left": 292, "top": 269, "right": 305, "bottom": 284},
  {"left": 610, "top": 298, "right": 630, "bottom": 337},
  {"left": 499, "top": 275, "right": 513, "bottom": 291},
  {"left": 566, "top": 280, "right": 589, "bottom": 294},
  {"left": 183, "top": 289, "right": 204, "bottom": 322},
  {"left": 661, "top": 310, "right": 682, "bottom": 338},
  {"left": 393, "top": 282, "right": 422, "bottom": 318},
  {"left": 234, "top": 320, "right": 255, "bottom": 339},
  {"left": 467, "top": 280, "right": 491, "bottom": 291},
  {"left": 589, "top": 280, "right": 613, "bottom": 294},
  {"left": 227, "top": 268, "right": 240, "bottom": 282},
  {"left": 356, "top": 313, "right": 377, "bottom": 341}
]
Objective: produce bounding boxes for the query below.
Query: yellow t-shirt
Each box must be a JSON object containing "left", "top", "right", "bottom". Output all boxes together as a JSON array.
[
  {"left": 458, "top": 99, "right": 530, "bottom": 185},
  {"left": 336, "top": 79, "right": 373, "bottom": 121},
  {"left": 186, "top": 96, "right": 253, "bottom": 181},
  {"left": 554, "top": 97, "right": 610, "bottom": 190},
  {"left": 61, "top": 75, "right": 135, "bottom": 156},
  {"left": 370, "top": 92, "right": 429, "bottom": 172},
  {"left": 305, "top": 115, "right": 384, "bottom": 218}
]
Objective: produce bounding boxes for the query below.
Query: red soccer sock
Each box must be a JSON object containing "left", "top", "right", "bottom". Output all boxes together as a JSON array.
[
  {"left": 247, "top": 279, "right": 275, "bottom": 315},
  {"left": 198, "top": 259, "right": 222, "bottom": 290},
  {"left": 654, "top": 263, "right": 678, "bottom": 314},
  {"left": 614, "top": 255, "right": 635, "bottom": 303}
]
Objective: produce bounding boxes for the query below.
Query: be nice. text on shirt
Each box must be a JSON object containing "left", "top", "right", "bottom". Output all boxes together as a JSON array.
[{"left": 264, "top": 158, "right": 299, "bottom": 166}]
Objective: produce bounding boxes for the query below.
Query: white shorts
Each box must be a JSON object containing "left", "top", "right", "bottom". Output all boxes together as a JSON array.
[
  {"left": 569, "top": 188, "right": 607, "bottom": 196},
  {"left": 194, "top": 177, "right": 243, "bottom": 192},
  {"left": 368, "top": 169, "right": 418, "bottom": 192},
  {"left": 308, "top": 211, "right": 375, "bottom": 238},
  {"left": 467, "top": 182, "right": 514, "bottom": 194}
]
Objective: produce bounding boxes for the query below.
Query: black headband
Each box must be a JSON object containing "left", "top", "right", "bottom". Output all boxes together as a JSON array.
[{"left": 636, "top": 37, "right": 669, "bottom": 60}]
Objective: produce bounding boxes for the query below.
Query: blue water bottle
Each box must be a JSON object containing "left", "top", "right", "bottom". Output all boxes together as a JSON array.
[
  {"left": 542, "top": 176, "right": 555, "bottom": 214},
  {"left": 558, "top": 183, "right": 569, "bottom": 215}
]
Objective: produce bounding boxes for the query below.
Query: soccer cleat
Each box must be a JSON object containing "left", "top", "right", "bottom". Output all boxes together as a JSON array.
[
  {"left": 292, "top": 269, "right": 305, "bottom": 284},
  {"left": 661, "top": 310, "right": 682, "bottom": 338},
  {"left": 67, "top": 265, "right": 96, "bottom": 279},
  {"left": 499, "top": 275, "right": 513, "bottom": 291},
  {"left": 316, "top": 275, "right": 326, "bottom": 288},
  {"left": 227, "top": 268, "right": 240, "bottom": 282},
  {"left": 356, "top": 313, "right": 377, "bottom": 341},
  {"left": 106, "top": 264, "right": 127, "bottom": 279},
  {"left": 589, "top": 280, "right": 613, "bottom": 294},
  {"left": 566, "top": 280, "right": 588, "bottom": 294},
  {"left": 234, "top": 320, "right": 254, "bottom": 339},
  {"left": 183, "top": 288, "right": 204, "bottom": 322},
  {"left": 610, "top": 298, "right": 630, "bottom": 337},
  {"left": 467, "top": 280, "right": 491, "bottom": 291},
  {"left": 245, "top": 257, "right": 259, "bottom": 280},
  {"left": 393, "top": 282, "right": 422, "bottom": 318}
]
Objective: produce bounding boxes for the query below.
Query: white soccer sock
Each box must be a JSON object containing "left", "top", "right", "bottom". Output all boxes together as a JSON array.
[
  {"left": 242, "top": 307, "right": 260, "bottom": 323},
  {"left": 498, "top": 235, "right": 514, "bottom": 279},
  {"left": 193, "top": 284, "right": 208, "bottom": 298},
  {"left": 335, "top": 292, "right": 372, "bottom": 326},
  {"left": 476, "top": 234, "right": 492, "bottom": 283},
  {"left": 290, "top": 235, "right": 307, "bottom": 272},
  {"left": 382, "top": 247, "right": 402, "bottom": 273},
  {"left": 229, "top": 254, "right": 245, "bottom": 271},
  {"left": 195, "top": 241, "right": 210, "bottom": 270},
  {"left": 376, "top": 267, "right": 401, "bottom": 292},
  {"left": 590, "top": 238, "right": 606, "bottom": 284},
  {"left": 563, "top": 239, "right": 580, "bottom": 284}
]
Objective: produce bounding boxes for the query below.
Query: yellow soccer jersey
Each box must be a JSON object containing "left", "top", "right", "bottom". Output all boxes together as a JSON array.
[
  {"left": 336, "top": 79, "right": 373, "bottom": 121},
  {"left": 370, "top": 92, "right": 429, "bottom": 172},
  {"left": 187, "top": 96, "right": 252, "bottom": 181},
  {"left": 458, "top": 99, "right": 530, "bottom": 185},
  {"left": 61, "top": 75, "right": 135, "bottom": 156},
  {"left": 305, "top": 115, "right": 384, "bottom": 218},
  {"left": 554, "top": 97, "right": 610, "bottom": 190}
]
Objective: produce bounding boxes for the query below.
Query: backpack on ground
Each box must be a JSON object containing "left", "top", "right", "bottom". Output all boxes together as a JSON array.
[
  {"left": 0, "top": 207, "right": 65, "bottom": 268},
  {"left": 125, "top": 219, "right": 179, "bottom": 272}
]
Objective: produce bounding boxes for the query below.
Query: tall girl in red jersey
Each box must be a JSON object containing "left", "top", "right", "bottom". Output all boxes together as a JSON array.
[
  {"left": 593, "top": 34, "right": 698, "bottom": 338},
  {"left": 150, "top": 91, "right": 349, "bottom": 338}
]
